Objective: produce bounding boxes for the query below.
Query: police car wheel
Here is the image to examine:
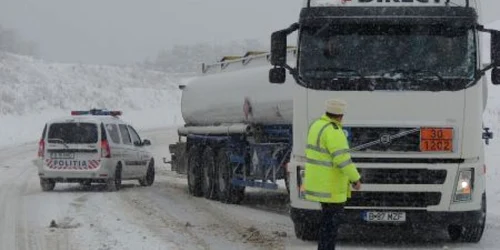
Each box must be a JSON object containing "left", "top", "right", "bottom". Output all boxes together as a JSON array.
[
  {"left": 40, "top": 178, "right": 55, "bottom": 191},
  {"left": 139, "top": 160, "right": 155, "bottom": 186},
  {"left": 80, "top": 180, "right": 92, "bottom": 187},
  {"left": 107, "top": 165, "right": 122, "bottom": 192}
]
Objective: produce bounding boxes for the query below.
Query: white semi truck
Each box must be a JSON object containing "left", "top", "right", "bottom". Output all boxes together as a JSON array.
[
  {"left": 167, "top": 0, "right": 500, "bottom": 243},
  {"left": 268, "top": 0, "right": 500, "bottom": 243}
]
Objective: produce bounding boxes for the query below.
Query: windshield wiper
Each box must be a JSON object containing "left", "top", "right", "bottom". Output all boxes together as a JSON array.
[
  {"left": 409, "top": 69, "right": 445, "bottom": 81},
  {"left": 379, "top": 69, "right": 414, "bottom": 80},
  {"left": 380, "top": 68, "right": 450, "bottom": 91},
  {"left": 310, "top": 67, "right": 365, "bottom": 79},
  {"left": 48, "top": 138, "right": 69, "bottom": 148},
  {"left": 409, "top": 69, "right": 451, "bottom": 91}
]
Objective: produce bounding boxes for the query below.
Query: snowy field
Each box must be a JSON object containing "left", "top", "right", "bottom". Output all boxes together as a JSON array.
[{"left": 0, "top": 50, "right": 190, "bottom": 148}]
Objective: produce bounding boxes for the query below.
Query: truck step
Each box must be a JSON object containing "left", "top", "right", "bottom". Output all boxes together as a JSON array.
[{"left": 231, "top": 179, "right": 279, "bottom": 190}]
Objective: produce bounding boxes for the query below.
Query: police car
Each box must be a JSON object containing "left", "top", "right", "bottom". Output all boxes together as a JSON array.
[{"left": 36, "top": 109, "right": 155, "bottom": 191}]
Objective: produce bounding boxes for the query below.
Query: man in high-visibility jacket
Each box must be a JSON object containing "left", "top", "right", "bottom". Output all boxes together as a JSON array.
[{"left": 303, "top": 98, "right": 362, "bottom": 250}]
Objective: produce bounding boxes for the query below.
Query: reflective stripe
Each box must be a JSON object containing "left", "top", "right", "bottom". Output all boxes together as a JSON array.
[
  {"left": 305, "top": 190, "right": 332, "bottom": 198},
  {"left": 338, "top": 158, "right": 353, "bottom": 169},
  {"left": 306, "top": 144, "right": 329, "bottom": 154},
  {"left": 306, "top": 158, "right": 333, "bottom": 167},
  {"left": 316, "top": 123, "right": 332, "bottom": 147},
  {"left": 306, "top": 144, "right": 349, "bottom": 158},
  {"left": 332, "top": 149, "right": 349, "bottom": 158}
]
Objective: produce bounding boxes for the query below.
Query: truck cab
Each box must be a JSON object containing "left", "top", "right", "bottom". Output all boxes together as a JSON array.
[{"left": 269, "top": 0, "right": 500, "bottom": 243}]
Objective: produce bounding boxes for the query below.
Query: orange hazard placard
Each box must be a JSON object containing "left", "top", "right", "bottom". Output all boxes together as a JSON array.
[{"left": 420, "top": 128, "right": 453, "bottom": 152}]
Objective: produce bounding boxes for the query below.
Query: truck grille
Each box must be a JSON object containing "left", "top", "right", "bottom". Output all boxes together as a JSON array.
[
  {"left": 348, "top": 127, "right": 420, "bottom": 152},
  {"left": 359, "top": 168, "right": 447, "bottom": 185},
  {"left": 346, "top": 192, "right": 441, "bottom": 207}
]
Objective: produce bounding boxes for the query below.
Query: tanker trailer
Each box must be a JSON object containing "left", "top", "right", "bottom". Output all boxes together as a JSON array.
[{"left": 168, "top": 48, "right": 297, "bottom": 203}]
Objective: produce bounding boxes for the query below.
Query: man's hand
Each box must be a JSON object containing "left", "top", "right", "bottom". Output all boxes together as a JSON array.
[{"left": 352, "top": 180, "right": 361, "bottom": 190}]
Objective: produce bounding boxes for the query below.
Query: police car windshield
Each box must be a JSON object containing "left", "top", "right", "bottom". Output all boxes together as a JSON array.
[
  {"left": 48, "top": 123, "right": 98, "bottom": 144},
  {"left": 298, "top": 23, "right": 476, "bottom": 81}
]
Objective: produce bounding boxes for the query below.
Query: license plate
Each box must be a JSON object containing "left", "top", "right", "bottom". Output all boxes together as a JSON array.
[
  {"left": 362, "top": 211, "right": 406, "bottom": 222},
  {"left": 50, "top": 152, "right": 75, "bottom": 159}
]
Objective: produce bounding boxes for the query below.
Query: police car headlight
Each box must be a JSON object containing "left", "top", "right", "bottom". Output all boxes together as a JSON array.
[{"left": 453, "top": 169, "right": 473, "bottom": 202}]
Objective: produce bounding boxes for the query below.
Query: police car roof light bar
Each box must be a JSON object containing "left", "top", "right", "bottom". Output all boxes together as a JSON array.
[{"left": 71, "top": 110, "right": 122, "bottom": 116}]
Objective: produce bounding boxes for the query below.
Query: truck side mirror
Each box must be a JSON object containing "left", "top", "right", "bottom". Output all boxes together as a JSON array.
[
  {"left": 492, "top": 67, "right": 500, "bottom": 85},
  {"left": 491, "top": 30, "right": 500, "bottom": 67},
  {"left": 270, "top": 31, "right": 288, "bottom": 66},
  {"left": 269, "top": 67, "right": 286, "bottom": 84}
]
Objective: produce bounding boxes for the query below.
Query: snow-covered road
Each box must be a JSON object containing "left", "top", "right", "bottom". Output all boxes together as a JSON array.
[{"left": 1, "top": 127, "right": 499, "bottom": 250}]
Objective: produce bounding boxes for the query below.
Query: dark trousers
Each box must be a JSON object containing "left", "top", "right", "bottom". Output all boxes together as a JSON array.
[{"left": 318, "top": 202, "right": 345, "bottom": 250}]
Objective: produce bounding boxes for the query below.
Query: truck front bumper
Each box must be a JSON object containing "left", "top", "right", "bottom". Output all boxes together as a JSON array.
[{"left": 290, "top": 207, "right": 484, "bottom": 227}]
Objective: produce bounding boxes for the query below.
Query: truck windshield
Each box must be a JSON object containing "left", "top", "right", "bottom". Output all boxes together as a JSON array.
[{"left": 298, "top": 23, "right": 476, "bottom": 91}]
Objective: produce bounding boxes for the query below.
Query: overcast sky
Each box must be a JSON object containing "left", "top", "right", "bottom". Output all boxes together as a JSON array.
[{"left": 0, "top": 0, "right": 498, "bottom": 65}]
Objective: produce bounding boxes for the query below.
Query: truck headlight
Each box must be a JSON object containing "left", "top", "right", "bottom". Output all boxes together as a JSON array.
[{"left": 454, "top": 169, "right": 474, "bottom": 202}]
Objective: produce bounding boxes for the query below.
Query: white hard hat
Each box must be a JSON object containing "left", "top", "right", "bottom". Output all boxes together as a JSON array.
[{"left": 325, "top": 98, "right": 347, "bottom": 115}]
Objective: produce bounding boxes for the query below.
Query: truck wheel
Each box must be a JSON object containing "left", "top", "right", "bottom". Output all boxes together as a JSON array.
[
  {"left": 187, "top": 146, "right": 203, "bottom": 197},
  {"left": 294, "top": 221, "right": 319, "bottom": 241},
  {"left": 106, "top": 165, "right": 122, "bottom": 192},
  {"left": 448, "top": 194, "right": 486, "bottom": 242},
  {"left": 216, "top": 148, "right": 245, "bottom": 204},
  {"left": 40, "top": 178, "right": 55, "bottom": 191},
  {"left": 202, "top": 147, "right": 217, "bottom": 200},
  {"left": 139, "top": 160, "right": 155, "bottom": 186}
]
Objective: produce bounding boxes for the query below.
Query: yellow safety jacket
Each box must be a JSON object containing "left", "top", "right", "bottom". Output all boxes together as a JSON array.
[{"left": 303, "top": 114, "right": 361, "bottom": 203}]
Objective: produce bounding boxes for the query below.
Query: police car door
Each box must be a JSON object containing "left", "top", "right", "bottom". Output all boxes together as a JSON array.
[
  {"left": 104, "top": 122, "right": 127, "bottom": 173},
  {"left": 118, "top": 123, "right": 135, "bottom": 178},
  {"left": 127, "top": 125, "right": 148, "bottom": 176}
]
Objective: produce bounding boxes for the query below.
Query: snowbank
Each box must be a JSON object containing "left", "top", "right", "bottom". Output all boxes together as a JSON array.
[{"left": 0, "top": 51, "right": 190, "bottom": 148}]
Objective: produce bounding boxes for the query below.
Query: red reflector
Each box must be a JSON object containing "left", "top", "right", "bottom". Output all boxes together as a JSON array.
[
  {"left": 38, "top": 139, "right": 45, "bottom": 158},
  {"left": 101, "top": 140, "right": 111, "bottom": 158},
  {"left": 99, "top": 174, "right": 108, "bottom": 177}
]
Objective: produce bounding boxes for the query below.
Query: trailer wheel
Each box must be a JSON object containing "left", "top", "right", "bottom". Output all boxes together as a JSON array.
[
  {"left": 187, "top": 146, "right": 203, "bottom": 197},
  {"left": 216, "top": 148, "right": 245, "bottom": 204},
  {"left": 202, "top": 147, "right": 218, "bottom": 200}
]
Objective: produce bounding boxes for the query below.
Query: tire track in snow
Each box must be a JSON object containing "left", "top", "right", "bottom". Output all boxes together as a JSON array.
[
  {"left": 119, "top": 176, "right": 288, "bottom": 250},
  {"left": 0, "top": 146, "right": 79, "bottom": 250},
  {"left": 0, "top": 157, "right": 33, "bottom": 250},
  {"left": 114, "top": 186, "right": 213, "bottom": 249},
  {"left": 47, "top": 184, "right": 185, "bottom": 250}
]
